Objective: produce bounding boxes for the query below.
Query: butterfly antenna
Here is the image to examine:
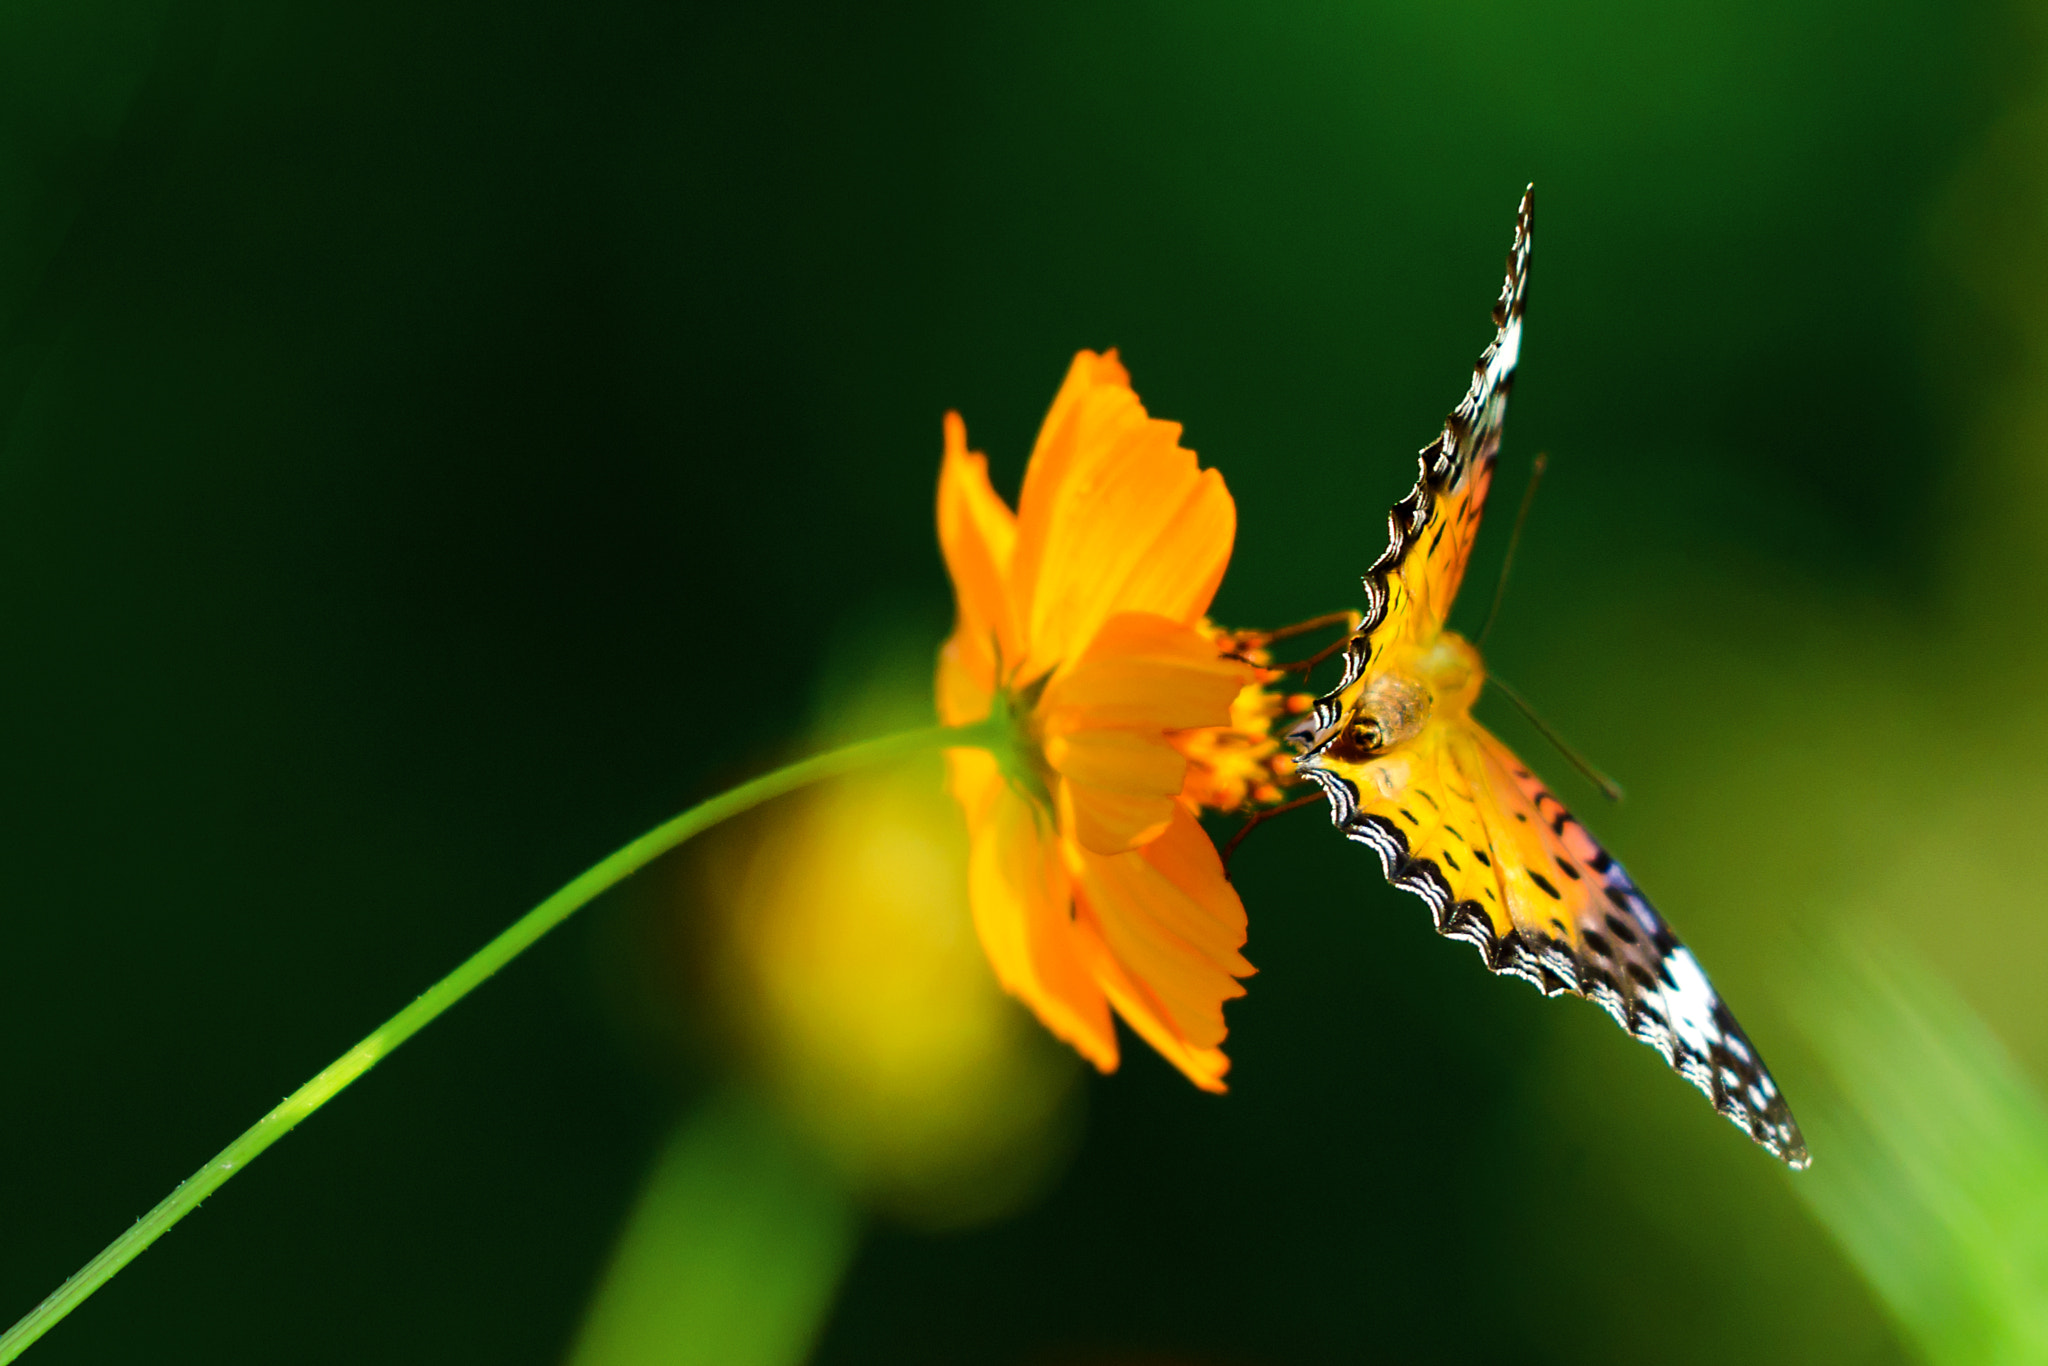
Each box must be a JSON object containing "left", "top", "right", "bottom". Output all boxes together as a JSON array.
[
  {"left": 1486, "top": 672, "right": 1625, "bottom": 804},
  {"left": 1476, "top": 452, "right": 1548, "bottom": 648}
]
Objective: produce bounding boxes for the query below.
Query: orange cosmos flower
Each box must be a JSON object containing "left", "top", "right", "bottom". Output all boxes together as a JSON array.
[
  {"left": 1175, "top": 625, "right": 1299, "bottom": 813},
  {"left": 935, "top": 349, "right": 1264, "bottom": 1092}
]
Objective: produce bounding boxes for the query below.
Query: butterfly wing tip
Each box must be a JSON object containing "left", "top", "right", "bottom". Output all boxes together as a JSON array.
[{"left": 1750, "top": 1114, "right": 1810, "bottom": 1169}]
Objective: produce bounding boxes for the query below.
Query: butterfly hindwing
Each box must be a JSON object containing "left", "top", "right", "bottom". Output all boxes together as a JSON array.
[
  {"left": 1296, "top": 728, "right": 1536, "bottom": 969},
  {"left": 1302, "top": 722, "right": 1808, "bottom": 1168},
  {"left": 1467, "top": 730, "right": 1810, "bottom": 1166}
]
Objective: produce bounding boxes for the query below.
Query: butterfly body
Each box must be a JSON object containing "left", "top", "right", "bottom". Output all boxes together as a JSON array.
[
  {"left": 1322, "top": 630, "right": 1481, "bottom": 761},
  {"left": 1290, "top": 187, "right": 1809, "bottom": 1168}
]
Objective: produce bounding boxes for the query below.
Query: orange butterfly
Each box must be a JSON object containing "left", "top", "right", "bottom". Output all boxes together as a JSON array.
[{"left": 1288, "top": 187, "right": 1808, "bottom": 1168}]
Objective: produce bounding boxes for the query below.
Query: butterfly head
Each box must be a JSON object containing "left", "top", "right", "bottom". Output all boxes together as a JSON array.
[
  {"left": 1293, "top": 631, "right": 1485, "bottom": 765},
  {"left": 1327, "top": 674, "right": 1430, "bottom": 762}
]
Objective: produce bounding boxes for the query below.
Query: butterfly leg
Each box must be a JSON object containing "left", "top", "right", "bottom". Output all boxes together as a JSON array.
[
  {"left": 1220, "top": 790, "right": 1325, "bottom": 869},
  {"left": 1267, "top": 631, "right": 1360, "bottom": 678},
  {"left": 1220, "top": 610, "right": 1363, "bottom": 676},
  {"left": 1257, "top": 609, "right": 1362, "bottom": 644}
]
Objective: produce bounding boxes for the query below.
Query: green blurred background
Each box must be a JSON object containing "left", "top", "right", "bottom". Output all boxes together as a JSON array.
[{"left": 5, "top": 1, "right": 2048, "bottom": 1362}]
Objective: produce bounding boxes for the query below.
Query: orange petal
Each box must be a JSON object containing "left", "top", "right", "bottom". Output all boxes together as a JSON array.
[
  {"left": 943, "top": 744, "right": 1006, "bottom": 826},
  {"left": 1039, "top": 612, "right": 1251, "bottom": 735},
  {"left": 1067, "top": 804, "right": 1252, "bottom": 1092},
  {"left": 936, "top": 637, "right": 991, "bottom": 730},
  {"left": 1076, "top": 929, "right": 1234, "bottom": 1093},
  {"left": 1008, "top": 352, "right": 1236, "bottom": 680},
  {"left": 936, "top": 412, "right": 1020, "bottom": 725},
  {"left": 1073, "top": 810, "right": 1252, "bottom": 1032},
  {"left": 1047, "top": 731, "right": 1183, "bottom": 855},
  {"left": 957, "top": 754, "right": 1118, "bottom": 1073},
  {"left": 1127, "top": 803, "right": 1256, "bottom": 977}
]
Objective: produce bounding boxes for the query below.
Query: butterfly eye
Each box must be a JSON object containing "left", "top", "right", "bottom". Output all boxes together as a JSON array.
[{"left": 1336, "top": 717, "right": 1386, "bottom": 759}]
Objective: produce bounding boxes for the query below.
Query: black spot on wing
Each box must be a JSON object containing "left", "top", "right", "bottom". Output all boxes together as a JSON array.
[
  {"left": 1564, "top": 844, "right": 1810, "bottom": 1168},
  {"left": 1523, "top": 760, "right": 1810, "bottom": 1167}
]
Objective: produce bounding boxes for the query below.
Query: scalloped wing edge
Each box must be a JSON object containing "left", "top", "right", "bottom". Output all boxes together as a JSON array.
[
  {"left": 1296, "top": 762, "right": 1811, "bottom": 1169},
  {"left": 1294, "top": 185, "right": 1533, "bottom": 758}
]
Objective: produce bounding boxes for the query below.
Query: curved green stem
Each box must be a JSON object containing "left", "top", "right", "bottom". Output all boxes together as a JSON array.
[{"left": 0, "top": 721, "right": 999, "bottom": 1363}]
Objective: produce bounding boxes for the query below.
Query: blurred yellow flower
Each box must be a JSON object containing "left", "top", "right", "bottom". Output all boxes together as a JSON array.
[
  {"left": 707, "top": 750, "right": 1078, "bottom": 1228},
  {"left": 935, "top": 349, "right": 1267, "bottom": 1092}
]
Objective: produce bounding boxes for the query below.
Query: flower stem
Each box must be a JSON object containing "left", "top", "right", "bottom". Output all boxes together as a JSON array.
[{"left": 0, "top": 721, "right": 997, "bottom": 1363}]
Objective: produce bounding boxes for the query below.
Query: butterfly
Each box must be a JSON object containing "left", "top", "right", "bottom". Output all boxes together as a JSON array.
[{"left": 1287, "top": 186, "right": 1809, "bottom": 1168}]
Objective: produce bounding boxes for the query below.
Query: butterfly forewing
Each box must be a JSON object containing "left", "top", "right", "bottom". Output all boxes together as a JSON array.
[
  {"left": 1291, "top": 185, "right": 1809, "bottom": 1168},
  {"left": 1301, "top": 189, "right": 1529, "bottom": 750}
]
